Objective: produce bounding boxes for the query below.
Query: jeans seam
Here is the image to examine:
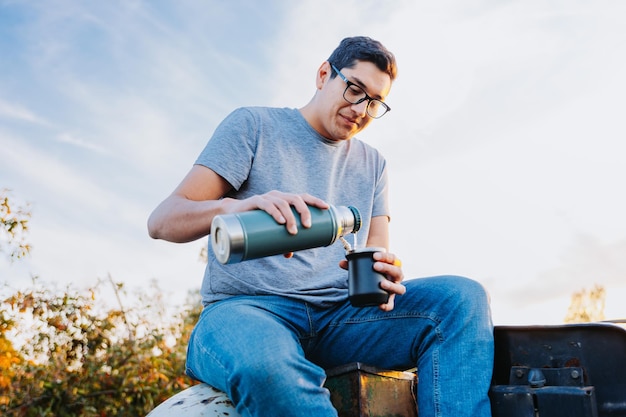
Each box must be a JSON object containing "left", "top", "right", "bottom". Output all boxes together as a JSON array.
[
  {"left": 433, "top": 343, "right": 441, "bottom": 417},
  {"left": 328, "top": 311, "right": 442, "bottom": 327},
  {"left": 304, "top": 302, "right": 316, "bottom": 338},
  {"left": 189, "top": 306, "right": 231, "bottom": 388}
]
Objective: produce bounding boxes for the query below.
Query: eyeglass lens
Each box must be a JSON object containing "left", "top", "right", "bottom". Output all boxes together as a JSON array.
[{"left": 343, "top": 83, "right": 387, "bottom": 118}]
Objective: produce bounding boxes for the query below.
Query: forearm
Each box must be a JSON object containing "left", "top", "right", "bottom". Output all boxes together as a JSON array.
[
  {"left": 365, "top": 215, "right": 390, "bottom": 251},
  {"left": 147, "top": 195, "right": 225, "bottom": 243}
]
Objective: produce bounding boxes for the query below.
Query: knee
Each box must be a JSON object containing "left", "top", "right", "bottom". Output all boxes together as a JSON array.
[
  {"left": 439, "top": 276, "right": 493, "bottom": 343},
  {"left": 414, "top": 275, "right": 491, "bottom": 321},
  {"left": 449, "top": 275, "right": 490, "bottom": 305},
  {"left": 446, "top": 275, "right": 491, "bottom": 316}
]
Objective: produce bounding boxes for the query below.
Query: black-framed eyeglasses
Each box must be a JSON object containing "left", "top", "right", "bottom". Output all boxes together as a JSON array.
[{"left": 330, "top": 63, "right": 391, "bottom": 119}]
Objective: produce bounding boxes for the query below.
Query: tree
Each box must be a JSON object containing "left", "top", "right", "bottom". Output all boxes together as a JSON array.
[
  {"left": 0, "top": 278, "right": 201, "bottom": 416},
  {"left": 0, "top": 190, "right": 202, "bottom": 416},
  {"left": 0, "top": 188, "right": 30, "bottom": 407},
  {"left": 0, "top": 189, "right": 31, "bottom": 261},
  {"left": 564, "top": 284, "right": 606, "bottom": 324}
]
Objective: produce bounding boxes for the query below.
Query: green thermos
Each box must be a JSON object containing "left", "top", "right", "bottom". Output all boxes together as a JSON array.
[{"left": 210, "top": 205, "right": 361, "bottom": 264}]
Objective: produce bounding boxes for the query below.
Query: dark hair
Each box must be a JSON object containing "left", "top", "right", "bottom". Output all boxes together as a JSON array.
[{"left": 327, "top": 36, "right": 397, "bottom": 81}]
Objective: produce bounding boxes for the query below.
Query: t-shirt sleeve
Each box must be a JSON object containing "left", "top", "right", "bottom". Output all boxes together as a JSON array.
[{"left": 194, "top": 108, "right": 257, "bottom": 191}]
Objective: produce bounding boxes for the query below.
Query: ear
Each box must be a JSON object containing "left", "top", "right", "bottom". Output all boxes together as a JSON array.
[{"left": 316, "top": 61, "right": 332, "bottom": 90}]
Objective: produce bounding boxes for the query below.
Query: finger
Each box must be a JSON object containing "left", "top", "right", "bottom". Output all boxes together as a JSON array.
[
  {"left": 256, "top": 192, "right": 327, "bottom": 234},
  {"left": 289, "top": 195, "right": 313, "bottom": 229},
  {"left": 251, "top": 195, "right": 288, "bottom": 225},
  {"left": 300, "top": 193, "right": 330, "bottom": 210},
  {"left": 338, "top": 259, "right": 348, "bottom": 271},
  {"left": 374, "top": 261, "right": 404, "bottom": 284},
  {"left": 378, "top": 294, "right": 396, "bottom": 312},
  {"left": 373, "top": 251, "right": 401, "bottom": 266},
  {"left": 267, "top": 195, "right": 299, "bottom": 234},
  {"left": 380, "top": 279, "right": 406, "bottom": 296},
  {"left": 269, "top": 192, "right": 319, "bottom": 233},
  {"left": 281, "top": 206, "right": 299, "bottom": 235},
  {"left": 292, "top": 193, "right": 330, "bottom": 228}
]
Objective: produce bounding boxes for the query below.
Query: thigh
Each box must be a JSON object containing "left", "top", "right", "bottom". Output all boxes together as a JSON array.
[
  {"left": 308, "top": 275, "right": 492, "bottom": 371},
  {"left": 186, "top": 296, "right": 308, "bottom": 389},
  {"left": 186, "top": 296, "right": 338, "bottom": 416}
]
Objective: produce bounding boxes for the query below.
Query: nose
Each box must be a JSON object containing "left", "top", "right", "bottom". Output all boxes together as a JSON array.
[{"left": 351, "top": 100, "right": 369, "bottom": 117}]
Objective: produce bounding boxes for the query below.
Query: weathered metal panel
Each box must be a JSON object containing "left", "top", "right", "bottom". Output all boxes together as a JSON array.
[
  {"left": 490, "top": 385, "right": 537, "bottom": 417},
  {"left": 492, "top": 323, "right": 626, "bottom": 417},
  {"left": 325, "top": 362, "right": 418, "bottom": 417},
  {"left": 491, "top": 384, "right": 599, "bottom": 417}
]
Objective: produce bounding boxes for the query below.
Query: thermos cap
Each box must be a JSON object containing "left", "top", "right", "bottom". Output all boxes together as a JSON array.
[
  {"left": 332, "top": 205, "right": 362, "bottom": 237},
  {"left": 346, "top": 247, "right": 386, "bottom": 256},
  {"left": 211, "top": 213, "right": 245, "bottom": 264},
  {"left": 348, "top": 206, "right": 362, "bottom": 233}
]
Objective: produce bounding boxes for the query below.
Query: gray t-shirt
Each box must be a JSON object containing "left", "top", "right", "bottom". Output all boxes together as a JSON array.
[{"left": 196, "top": 107, "right": 389, "bottom": 307}]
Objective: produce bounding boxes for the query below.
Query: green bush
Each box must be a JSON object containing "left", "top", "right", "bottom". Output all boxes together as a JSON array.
[{"left": 0, "top": 278, "right": 201, "bottom": 416}]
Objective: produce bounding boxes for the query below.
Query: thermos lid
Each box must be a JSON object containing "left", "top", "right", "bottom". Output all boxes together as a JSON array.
[
  {"left": 211, "top": 214, "right": 246, "bottom": 264},
  {"left": 346, "top": 246, "right": 387, "bottom": 256},
  {"left": 348, "top": 206, "right": 362, "bottom": 233},
  {"left": 332, "top": 205, "right": 362, "bottom": 238}
]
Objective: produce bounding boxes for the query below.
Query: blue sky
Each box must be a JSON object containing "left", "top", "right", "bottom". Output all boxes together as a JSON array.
[{"left": 2, "top": 1, "right": 626, "bottom": 325}]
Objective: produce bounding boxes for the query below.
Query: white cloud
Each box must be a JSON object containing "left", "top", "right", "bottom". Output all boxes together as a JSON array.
[
  {"left": 0, "top": 99, "right": 50, "bottom": 126},
  {"left": 56, "top": 132, "right": 109, "bottom": 154},
  {"left": 2, "top": 1, "right": 626, "bottom": 326}
]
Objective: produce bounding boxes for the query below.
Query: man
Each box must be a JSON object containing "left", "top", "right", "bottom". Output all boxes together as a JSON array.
[{"left": 148, "top": 36, "right": 494, "bottom": 417}]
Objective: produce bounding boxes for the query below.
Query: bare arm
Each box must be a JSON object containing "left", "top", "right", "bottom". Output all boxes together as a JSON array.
[
  {"left": 365, "top": 215, "right": 390, "bottom": 250},
  {"left": 147, "top": 165, "right": 330, "bottom": 243},
  {"left": 147, "top": 165, "right": 231, "bottom": 243}
]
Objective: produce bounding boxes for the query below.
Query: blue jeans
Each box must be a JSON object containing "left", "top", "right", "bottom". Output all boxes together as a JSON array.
[{"left": 186, "top": 275, "right": 494, "bottom": 417}]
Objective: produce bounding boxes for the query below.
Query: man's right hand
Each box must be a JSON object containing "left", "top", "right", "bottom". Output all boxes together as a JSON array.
[
  {"left": 222, "top": 191, "right": 329, "bottom": 235},
  {"left": 148, "top": 163, "right": 329, "bottom": 244}
]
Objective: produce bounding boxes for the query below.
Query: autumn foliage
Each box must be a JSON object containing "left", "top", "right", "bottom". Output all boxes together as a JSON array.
[
  {"left": 0, "top": 278, "right": 201, "bottom": 416},
  {"left": 0, "top": 280, "right": 202, "bottom": 416},
  {"left": 564, "top": 284, "right": 606, "bottom": 324},
  {"left": 1, "top": 189, "right": 201, "bottom": 416},
  {"left": 0, "top": 188, "right": 31, "bottom": 261}
]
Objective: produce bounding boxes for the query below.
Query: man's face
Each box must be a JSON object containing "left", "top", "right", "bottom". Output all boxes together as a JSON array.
[{"left": 317, "top": 60, "right": 392, "bottom": 141}]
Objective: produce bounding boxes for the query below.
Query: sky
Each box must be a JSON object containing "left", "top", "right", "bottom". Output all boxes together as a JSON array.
[{"left": 1, "top": 0, "right": 626, "bottom": 325}]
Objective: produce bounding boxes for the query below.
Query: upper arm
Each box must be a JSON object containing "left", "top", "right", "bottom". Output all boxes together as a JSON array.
[
  {"left": 147, "top": 165, "right": 233, "bottom": 242},
  {"left": 172, "top": 164, "right": 232, "bottom": 201}
]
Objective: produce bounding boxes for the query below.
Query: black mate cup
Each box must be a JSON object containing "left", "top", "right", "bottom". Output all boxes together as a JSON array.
[{"left": 346, "top": 247, "right": 390, "bottom": 307}]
